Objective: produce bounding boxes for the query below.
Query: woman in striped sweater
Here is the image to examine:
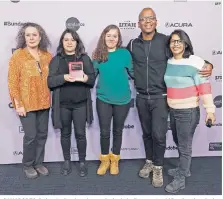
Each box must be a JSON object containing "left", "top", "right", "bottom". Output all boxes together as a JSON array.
[{"left": 164, "top": 29, "right": 216, "bottom": 193}]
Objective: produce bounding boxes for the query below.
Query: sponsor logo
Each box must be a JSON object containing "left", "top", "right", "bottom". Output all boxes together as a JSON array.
[
  {"left": 12, "top": 48, "right": 16, "bottom": 54},
  {"left": 19, "top": 126, "right": 24, "bottom": 133},
  {"left": 165, "top": 22, "right": 193, "bottom": 28},
  {"left": 130, "top": 98, "right": 135, "bottom": 108},
  {"left": 4, "top": 21, "right": 24, "bottom": 26},
  {"left": 124, "top": 124, "right": 134, "bottom": 129},
  {"left": 215, "top": 2, "right": 221, "bottom": 5},
  {"left": 213, "top": 95, "right": 222, "bottom": 108},
  {"left": 8, "top": 102, "right": 14, "bottom": 109},
  {"left": 166, "top": 146, "right": 178, "bottom": 150},
  {"left": 119, "top": 21, "right": 136, "bottom": 30},
  {"left": 209, "top": 142, "right": 222, "bottom": 151},
  {"left": 13, "top": 151, "right": 23, "bottom": 156},
  {"left": 120, "top": 147, "right": 139, "bottom": 151},
  {"left": 212, "top": 123, "right": 222, "bottom": 127},
  {"left": 10, "top": 0, "right": 20, "bottom": 3},
  {"left": 70, "top": 147, "right": 78, "bottom": 154},
  {"left": 65, "top": 17, "right": 85, "bottom": 31},
  {"left": 212, "top": 50, "right": 222, "bottom": 55},
  {"left": 215, "top": 74, "right": 222, "bottom": 82},
  {"left": 174, "top": 0, "right": 187, "bottom": 2}
]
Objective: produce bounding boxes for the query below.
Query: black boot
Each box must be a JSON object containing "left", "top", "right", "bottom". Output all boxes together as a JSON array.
[
  {"left": 79, "top": 161, "right": 88, "bottom": 177},
  {"left": 61, "top": 160, "right": 72, "bottom": 176}
]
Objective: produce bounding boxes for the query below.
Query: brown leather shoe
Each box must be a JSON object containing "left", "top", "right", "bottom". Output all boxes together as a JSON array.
[{"left": 35, "top": 165, "right": 49, "bottom": 176}]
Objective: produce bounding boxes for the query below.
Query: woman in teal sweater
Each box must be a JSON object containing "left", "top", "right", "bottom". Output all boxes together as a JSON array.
[{"left": 93, "top": 24, "right": 134, "bottom": 175}]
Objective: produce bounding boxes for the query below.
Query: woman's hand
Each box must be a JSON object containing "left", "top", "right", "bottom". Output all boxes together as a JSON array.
[
  {"left": 205, "top": 112, "right": 216, "bottom": 125},
  {"left": 82, "top": 73, "right": 89, "bottom": 82},
  {"left": 64, "top": 74, "right": 75, "bottom": 82},
  {"left": 199, "top": 63, "right": 213, "bottom": 77},
  {"left": 16, "top": 106, "right": 26, "bottom": 117},
  {"left": 75, "top": 72, "right": 88, "bottom": 83}
]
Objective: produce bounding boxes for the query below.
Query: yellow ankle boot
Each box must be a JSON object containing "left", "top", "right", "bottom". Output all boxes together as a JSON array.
[
  {"left": 97, "top": 154, "right": 110, "bottom": 175},
  {"left": 110, "top": 153, "right": 120, "bottom": 175}
]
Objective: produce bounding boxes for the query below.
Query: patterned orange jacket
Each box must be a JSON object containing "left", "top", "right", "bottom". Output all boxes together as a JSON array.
[{"left": 8, "top": 48, "right": 52, "bottom": 112}]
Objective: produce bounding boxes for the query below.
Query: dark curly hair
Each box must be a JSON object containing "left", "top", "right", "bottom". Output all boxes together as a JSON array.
[
  {"left": 93, "top": 24, "right": 122, "bottom": 62},
  {"left": 16, "top": 22, "right": 51, "bottom": 51},
  {"left": 56, "top": 28, "right": 86, "bottom": 58}
]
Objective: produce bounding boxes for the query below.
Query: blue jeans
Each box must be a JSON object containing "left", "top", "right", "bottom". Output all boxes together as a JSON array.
[{"left": 170, "top": 107, "right": 200, "bottom": 176}]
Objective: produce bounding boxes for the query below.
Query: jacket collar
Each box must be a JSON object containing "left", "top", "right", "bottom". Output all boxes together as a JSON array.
[{"left": 138, "top": 29, "right": 158, "bottom": 41}]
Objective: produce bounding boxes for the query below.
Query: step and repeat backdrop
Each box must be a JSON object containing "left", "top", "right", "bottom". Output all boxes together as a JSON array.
[{"left": 0, "top": 1, "right": 222, "bottom": 164}]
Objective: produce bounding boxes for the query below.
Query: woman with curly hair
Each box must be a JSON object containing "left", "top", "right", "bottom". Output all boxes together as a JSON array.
[
  {"left": 93, "top": 24, "right": 134, "bottom": 176},
  {"left": 8, "top": 22, "right": 52, "bottom": 179},
  {"left": 48, "top": 29, "right": 95, "bottom": 177}
]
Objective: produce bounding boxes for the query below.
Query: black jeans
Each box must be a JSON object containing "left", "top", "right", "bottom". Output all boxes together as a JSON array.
[
  {"left": 136, "top": 95, "right": 169, "bottom": 166},
  {"left": 20, "top": 109, "right": 49, "bottom": 169},
  {"left": 96, "top": 98, "right": 130, "bottom": 155},
  {"left": 170, "top": 107, "right": 200, "bottom": 176},
  {"left": 60, "top": 104, "right": 87, "bottom": 162}
]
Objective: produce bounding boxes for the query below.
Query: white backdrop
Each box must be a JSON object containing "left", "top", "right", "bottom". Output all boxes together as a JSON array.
[{"left": 0, "top": 1, "right": 222, "bottom": 164}]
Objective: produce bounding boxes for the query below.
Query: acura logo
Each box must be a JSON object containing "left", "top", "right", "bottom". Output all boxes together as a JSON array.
[{"left": 165, "top": 22, "right": 193, "bottom": 28}]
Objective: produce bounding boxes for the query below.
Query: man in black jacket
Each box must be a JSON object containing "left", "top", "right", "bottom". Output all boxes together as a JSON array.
[{"left": 126, "top": 7, "right": 213, "bottom": 188}]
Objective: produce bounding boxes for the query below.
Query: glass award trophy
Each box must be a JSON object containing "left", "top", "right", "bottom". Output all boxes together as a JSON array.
[{"left": 69, "top": 62, "right": 84, "bottom": 80}]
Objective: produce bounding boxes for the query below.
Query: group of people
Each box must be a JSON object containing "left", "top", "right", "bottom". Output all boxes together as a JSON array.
[{"left": 8, "top": 8, "right": 215, "bottom": 194}]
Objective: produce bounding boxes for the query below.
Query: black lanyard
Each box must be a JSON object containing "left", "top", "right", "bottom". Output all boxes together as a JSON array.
[{"left": 36, "top": 61, "right": 42, "bottom": 76}]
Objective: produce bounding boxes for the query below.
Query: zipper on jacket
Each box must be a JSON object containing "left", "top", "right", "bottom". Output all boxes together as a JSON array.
[
  {"left": 146, "top": 41, "right": 152, "bottom": 99},
  {"left": 146, "top": 57, "right": 149, "bottom": 98}
]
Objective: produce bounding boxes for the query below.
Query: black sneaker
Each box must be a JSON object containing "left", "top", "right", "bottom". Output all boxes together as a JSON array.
[
  {"left": 79, "top": 161, "right": 88, "bottom": 177},
  {"left": 61, "top": 160, "right": 71, "bottom": 176}
]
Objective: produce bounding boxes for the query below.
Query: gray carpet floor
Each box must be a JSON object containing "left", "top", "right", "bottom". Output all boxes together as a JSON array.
[{"left": 0, "top": 157, "right": 221, "bottom": 195}]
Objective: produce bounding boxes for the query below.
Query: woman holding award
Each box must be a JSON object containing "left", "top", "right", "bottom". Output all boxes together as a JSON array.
[
  {"left": 8, "top": 22, "right": 52, "bottom": 179},
  {"left": 48, "top": 29, "right": 95, "bottom": 177},
  {"left": 92, "top": 24, "right": 134, "bottom": 176}
]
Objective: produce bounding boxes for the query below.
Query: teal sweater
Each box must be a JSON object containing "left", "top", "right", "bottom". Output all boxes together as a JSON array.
[{"left": 93, "top": 48, "right": 134, "bottom": 105}]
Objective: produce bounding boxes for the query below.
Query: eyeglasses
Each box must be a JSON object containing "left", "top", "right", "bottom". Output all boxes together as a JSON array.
[
  {"left": 170, "top": 39, "right": 184, "bottom": 45},
  {"left": 139, "top": 16, "right": 156, "bottom": 22}
]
